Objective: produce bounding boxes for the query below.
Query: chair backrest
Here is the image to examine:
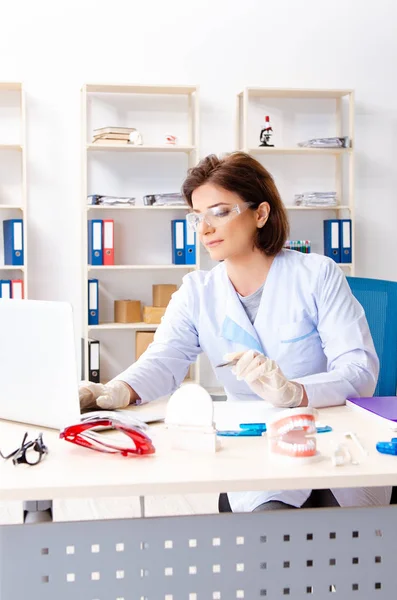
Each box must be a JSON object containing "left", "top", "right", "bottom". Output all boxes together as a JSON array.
[{"left": 346, "top": 276, "right": 397, "bottom": 396}]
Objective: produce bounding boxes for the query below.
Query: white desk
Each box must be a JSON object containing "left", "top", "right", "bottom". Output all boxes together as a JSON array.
[{"left": 1, "top": 401, "right": 397, "bottom": 599}]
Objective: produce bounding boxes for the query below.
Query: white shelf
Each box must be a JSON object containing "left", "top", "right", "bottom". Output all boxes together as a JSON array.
[
  {"left": 81, "top": 82, "right": 200, "bottom": 384},
  {"left": 0, "top": 144, "right": 23, "bottom": 151},
  {"left": 86, "top": 205, "right": 189, "bottom": 211},
  {"left": 87, "top": 264, "right": 196, "bottom": 271},
  {"left": 0, "top": 265, "right": 24, "bottom": 271},
  {"left": 0, "top": 82, "right": 22, "bottom": 91},
  {"left": 237, "top": 87, "right": 355, "bottom": 277},
  {"left": 240, "top": 87, "right": 353, "bottom": 99},
  {"left": 87, "top": 144, "right": 195, "bottom": 153},
  {"left": 286, "top": 205, "right": 351, "bottom": 211},
  {"left": 85, "top": 83, "right": 198, "bottom": 95},
  {"left": 0, "top": 83, "right": 27, "bottom": 296},
  {"left": 88, "top": 322, "right": 158, "bottom": 331},
  {"left": 247, "top": 147, "right": 352, "bottom": 156}
]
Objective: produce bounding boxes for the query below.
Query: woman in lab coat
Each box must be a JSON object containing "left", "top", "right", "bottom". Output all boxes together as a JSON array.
[{"left": 79, "top": 152, "right": 391, "bottom": 512}]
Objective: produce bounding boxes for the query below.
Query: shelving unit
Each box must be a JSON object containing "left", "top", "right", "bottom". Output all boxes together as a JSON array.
[
  {"left": 0, "top": 83, "right": 28, "bottom": 297},
  {"left": 236, "top": 87, "right": 355, "bottom": 273},
  {"left": 81, "top": 83, "right": 202, "bottom": 384}
]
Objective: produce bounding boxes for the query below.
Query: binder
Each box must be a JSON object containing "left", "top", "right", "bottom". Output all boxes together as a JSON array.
[
  {"left": 88, "top": 338, "right": 100, "bottom": 383},
  {"left": 323, "top": 219, "right": 340, "bottom": 262},
  {"left": 347, "top": 397, "right": 397, "bottom": 426},
  {"left": 339, "top": 219, "right": 352, "bottom": 263},
  {"left": 0, "top": 280, "right": 11, "bottom": 299},
  {"left": 184, "top": 220, "right": 196, "bottom": 265},
  {"left": 102, "top": 219, "right": 114, "bottom": 265},
  {"left": 88, "top": 278, "right": 99, "bottom": 325},
  {"left": 171, "top": 220, "right": 185, "bottom": 264},
  {"left": 88, "top": 220, "right": 103, "bottom": 265},
  {"left": 11, "top": 279, "right": 24, "bottom": 299},
  {"left": 3, "top": 219, "right": 24, "bottom": 266}
]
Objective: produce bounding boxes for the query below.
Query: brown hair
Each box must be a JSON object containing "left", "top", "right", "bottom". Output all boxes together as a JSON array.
[{"left": 182, "top": 152, "right": 289, "bottom": 256}]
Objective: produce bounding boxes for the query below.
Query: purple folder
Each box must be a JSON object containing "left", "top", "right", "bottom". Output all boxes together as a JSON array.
[{"left": 347, "top": 397, "right": 397, "bottom": 422}]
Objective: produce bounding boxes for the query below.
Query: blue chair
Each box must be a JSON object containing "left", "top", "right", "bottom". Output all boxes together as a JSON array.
[
  {"left": 347, "top": 276, "right": 397, "bottom": 505},
  {"left": 346, "top": 277, "right": 397, "bottom": 397}
]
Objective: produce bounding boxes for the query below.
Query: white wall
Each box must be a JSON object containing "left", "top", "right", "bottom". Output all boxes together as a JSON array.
[{"left": 1, "top": 0, "right": 397, "bottom": 344}]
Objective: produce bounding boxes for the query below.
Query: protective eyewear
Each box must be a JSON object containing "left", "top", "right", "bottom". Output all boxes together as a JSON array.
[
  {"left": 60, "top": 414, "right": 155, "bottom": 457},
  {"left": 0, "top": 432, "right": 48, "bottom": 466},
  {"left": 186, "top": 203, "right": 249, "bottom": 232}
]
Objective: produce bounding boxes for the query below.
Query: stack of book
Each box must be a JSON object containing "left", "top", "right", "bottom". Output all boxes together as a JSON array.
[{"left": 92, "top": 127, "right": 136, "bottom": 145}]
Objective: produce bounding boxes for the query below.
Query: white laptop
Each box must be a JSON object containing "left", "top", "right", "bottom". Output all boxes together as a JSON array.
[
  {"left": 0, "top": 300, "right": 167, "bottom": 430},
  {"left": 0, "top": 300, "right": 82, "bottom": 430}
]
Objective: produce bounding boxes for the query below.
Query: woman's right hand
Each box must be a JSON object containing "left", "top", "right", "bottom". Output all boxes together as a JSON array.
[{"left": 78, "top": 380, "right": 131, "bottom": 410}]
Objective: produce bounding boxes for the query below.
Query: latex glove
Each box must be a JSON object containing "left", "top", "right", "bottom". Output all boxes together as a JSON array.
[
  {"left": 78, "top": 380, "right": 131, "bottom": 410},
  {"left": 223, "top": 350, "right": 303, "bottom": 408}
]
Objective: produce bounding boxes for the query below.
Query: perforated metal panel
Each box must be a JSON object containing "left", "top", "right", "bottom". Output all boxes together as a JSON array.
[{"left": 1, "top": 505, "right": 397, "bottom": 599}]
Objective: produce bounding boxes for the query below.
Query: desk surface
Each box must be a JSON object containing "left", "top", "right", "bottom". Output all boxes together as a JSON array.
[{"left": 0, "top": 400, "right": 396, "bottom": 502}]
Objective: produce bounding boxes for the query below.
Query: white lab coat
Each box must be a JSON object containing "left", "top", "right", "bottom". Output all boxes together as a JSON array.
[{"left": 117, "top": 250, "right": 391, "bottom": 510}]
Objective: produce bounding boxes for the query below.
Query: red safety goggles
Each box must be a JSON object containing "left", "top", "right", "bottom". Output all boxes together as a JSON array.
[{"left": 60, "top": 415, "right": 155, "bottom": 457}]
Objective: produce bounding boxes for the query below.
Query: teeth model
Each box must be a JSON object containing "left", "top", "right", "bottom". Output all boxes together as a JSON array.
[{"left": 268, "top": 407, "right": 318, "bottom": 459}]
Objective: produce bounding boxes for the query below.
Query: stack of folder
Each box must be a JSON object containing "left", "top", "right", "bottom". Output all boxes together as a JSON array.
[
  {"left": 323, "top": 219, "right": 352, "bottom": 263},
  {"left": 88, "top": 220, "right": 114, "bottom": 265},
  {"left": 171, "top": 220, "right": 196, "bottom": 265}
]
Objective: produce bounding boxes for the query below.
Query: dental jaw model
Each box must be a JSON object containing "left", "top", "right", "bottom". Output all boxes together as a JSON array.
[
  {"left": 268, "top": 407, "right": 319, "bottom": 463},
  {"left": 165, "top": 383, "right": 219, "bottom": 452}
]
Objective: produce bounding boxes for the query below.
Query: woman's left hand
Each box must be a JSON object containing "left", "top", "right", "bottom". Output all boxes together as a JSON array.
[{"left": 223, "top": 350, "right": 304, "bottom": 408}]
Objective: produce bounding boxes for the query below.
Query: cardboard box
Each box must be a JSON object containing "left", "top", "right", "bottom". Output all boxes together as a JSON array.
[
  {"left": 152, "top": 284, "right": 177, "bottom": 307},
  {"left": 143, "top": 305, "right": 166, "bottom": 324},
  {"left": 114, "top": 300, "right": 141, "bottom": 323},
  {"left": 136, "top": 331, "right": 155, "bottom": 359}
]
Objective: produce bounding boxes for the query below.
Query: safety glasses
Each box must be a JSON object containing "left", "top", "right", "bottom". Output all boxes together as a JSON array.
[
  {"left": 186, "top": 203, "right": 249, "bottom": 232},
  {"left": 60, "top": 415, "right": 155, "bottom": 457},
  {"left": 0, "top": 432, "right": 48, "bottom": 466}
]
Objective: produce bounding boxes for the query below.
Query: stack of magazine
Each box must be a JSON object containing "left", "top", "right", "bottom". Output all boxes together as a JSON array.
[
  {"left": 143, "top": 193, "right": 187, "bottom": 207},
  {"left": 87, "top": 195, "right": 136, "bottom": 206},
  {"left": 298, "top": 136, "right": 350, "bottom": 149},
  {"left": 294, "top": 192, "right": 337, "bottom": 207}
]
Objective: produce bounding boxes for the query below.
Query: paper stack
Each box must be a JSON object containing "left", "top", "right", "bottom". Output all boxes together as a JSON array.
[
  {"left": 294, "top": 192, "right": 337, "bottom": 207},
  {"left": 143, "top": 193, "right": 187, "bottom": 207},
  {"left": 298, "top": 136, "right": 350, "bottom": 149}
]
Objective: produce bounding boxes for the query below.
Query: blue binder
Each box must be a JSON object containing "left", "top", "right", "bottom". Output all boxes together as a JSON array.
[
  {"left": 184, "top": 220, "right": 196, "bottom": 265},
  {"left": 88, "top": 220, "right": 103, "bottom": 265},
  {"left": 323, "top": 219, "right": 341, "bottom": 263},
  {"left": 171, "top": 220, "right": 185, "bottom": 264},
  {"left": 0, "top": 280, "right": 11, "bottom": 299},
  {"left": 3, "top": 219, "right": 24, "bottom": 266},
  {"left": 88, "top": 279, "right": 99, "bottom": 325},
  {"left": 339, "top": 219, "right": 352, "bottom": 263}
]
